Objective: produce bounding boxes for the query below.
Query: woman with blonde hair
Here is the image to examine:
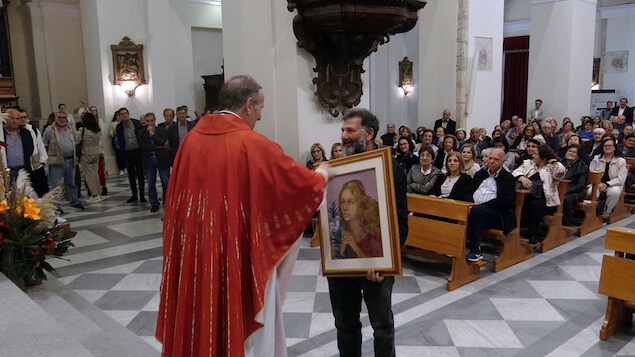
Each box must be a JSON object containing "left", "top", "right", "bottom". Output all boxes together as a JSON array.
[
  {"left": 307, "top": 143, "right": 327, "bottom": 169},
  {"left": 430, "top": 151, "right": 471, "bottom": 199},
  {"left": 336, "top": 180, "right": 382, "bottom": 258},
  {"left": 330, "top": 142, "right": 344, "bottom": 160},
  {"left": 460, "top": 143, "right": 480, "bottom": 177}
]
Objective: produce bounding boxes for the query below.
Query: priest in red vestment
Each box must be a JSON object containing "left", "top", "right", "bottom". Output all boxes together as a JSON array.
[{"left": 156, "top": 75, "right": 328, "bottom": 356}]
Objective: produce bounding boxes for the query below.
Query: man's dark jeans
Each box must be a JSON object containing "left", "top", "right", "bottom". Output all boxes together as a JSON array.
[
  {"left": 124, "top": 149, "right": 144, "bottom": 198},
  {"left": 328, "top": 276, "right": 395, "bottom": 357},
  {"left": 468, "top": 204, "right": 503, "bottom": 249}
]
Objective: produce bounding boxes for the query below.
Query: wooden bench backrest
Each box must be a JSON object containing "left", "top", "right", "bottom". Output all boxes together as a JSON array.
[
  {"left": 627, "top": 157, "right": 635, "bottom": 169},
  {"left": 406, "top": 193, "right": 474, "bottom": 257},
  {"left": 0, "top": 77, "right": 16, "bottom": 97},
  {"left": 588, "top": 172, "right": 603, "bottom": 204},
  {"left": 556, "top": 180, "right": 570, "bottom": 215},
  {"left": 514, "top": 189, "right": 527, "bottom": 227},
  {"left": 598, "top": 227, "right": 635, "bottom": 302}
]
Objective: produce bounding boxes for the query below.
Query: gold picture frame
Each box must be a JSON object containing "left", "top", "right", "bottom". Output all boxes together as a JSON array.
[
  {"left": 111, "top": 37, "right": 146, "bottom": 96},
  {"left": 318, "top": 147, "right": 402, "bottom": 277}
]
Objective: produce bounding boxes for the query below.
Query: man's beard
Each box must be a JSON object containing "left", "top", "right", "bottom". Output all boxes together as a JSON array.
[{"left": 343, "top": 133, "right": 367, "bottom": 156}]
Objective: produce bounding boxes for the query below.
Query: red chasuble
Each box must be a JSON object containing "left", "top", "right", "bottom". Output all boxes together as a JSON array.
[{"left": 156, "top": 113, "right": 325, "bottom": 356}]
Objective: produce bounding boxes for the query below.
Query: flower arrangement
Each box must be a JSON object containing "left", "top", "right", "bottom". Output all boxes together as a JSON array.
[{"left": 0, "top": 170, "right": 75, "bottom": 288}]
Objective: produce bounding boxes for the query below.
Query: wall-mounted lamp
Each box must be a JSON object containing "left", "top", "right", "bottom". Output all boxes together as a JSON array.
[
  {"left": 111, "top": 37, "right": 146, "bottom": 96},
  {"left": 399, "top": 56, "right": 414, "bottom": 95}
]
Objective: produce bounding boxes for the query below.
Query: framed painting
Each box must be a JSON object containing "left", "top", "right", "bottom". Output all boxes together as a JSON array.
[
  {"left": 318, "top": 147, "right": 402, "bottom": 277},
  {"left": 111, "top": 37, "right": 146, "bottom": 95}
]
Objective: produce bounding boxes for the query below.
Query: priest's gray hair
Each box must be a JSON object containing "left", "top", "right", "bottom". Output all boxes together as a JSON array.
[{"left": 219, "top": 75, "right": 262, "bottom": 111}]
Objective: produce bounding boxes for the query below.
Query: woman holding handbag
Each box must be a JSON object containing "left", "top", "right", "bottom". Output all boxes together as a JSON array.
[{"left": 512, "top": 144, "right": 566, "bottom": 244}]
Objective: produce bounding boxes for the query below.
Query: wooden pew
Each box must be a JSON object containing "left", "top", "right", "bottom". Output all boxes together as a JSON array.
[
  {"left": 607, "top": 158, "right": 634, "bottom": 223},
  {"left": 483, "top": 190, "right": 532, "bottom": 272},
  {"left": 598, "top": 227, "right": 635, "bottom": 340},
  {"left": 607, "top": 187, "right": 631, "bottom": 224},
  {"left": 539, "top": 180, "right": 573, "bottom": 253},
  {"left": 576, "top": 172, "right": 604, "bottom": 236},
  {"left": 0, "top": 77, "right": 19, "bottom": 109},
  {"left": 403, "top": 194, "right": 484, "bottom": 291},
  {"left": 625, "top": 158, "right": 635, "bottom": 213}
]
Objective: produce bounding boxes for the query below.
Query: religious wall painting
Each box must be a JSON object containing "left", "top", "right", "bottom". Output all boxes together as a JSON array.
[
  {"left": 475, "top": 36, "right": 493, "bottom": 72},
  {"left": 318, "top": 147, "right": 402, "bottom": 277},
  {"left": 603, "top": 50, "right": 628, "bottom": 74},
  {"left": 111, "top": 37, "right": 146, "bottom": 96}
]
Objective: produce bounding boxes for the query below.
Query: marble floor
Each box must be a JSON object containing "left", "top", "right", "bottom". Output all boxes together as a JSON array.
[{"left": 34, "top": 177, "right": 635, "bottom": 356}]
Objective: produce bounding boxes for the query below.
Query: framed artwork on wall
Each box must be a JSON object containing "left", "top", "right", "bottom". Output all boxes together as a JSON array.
[
  {"left": 318, "top": 147, "right": 402, "bottom": 277},
  {"left": 111, "top": 37, "right": 146, "bottom": 96}
]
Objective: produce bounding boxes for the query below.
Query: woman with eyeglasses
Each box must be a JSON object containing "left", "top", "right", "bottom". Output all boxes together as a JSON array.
[
  {"left": 306, "top": 143, "right": 328, "bottom": 170},
  {"left": 394, "top": 136, "right": 419, "bottom": 173},
  {"left": 407, "top": 146, "right": 442, "bottom": 195},
  {"left": 588, "top": 137, "right": 627, "bottom": 215}
]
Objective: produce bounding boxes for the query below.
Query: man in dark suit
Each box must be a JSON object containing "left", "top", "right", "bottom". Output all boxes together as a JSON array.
[
  {"left": 433, "top": 109, "right": 456, "bottom": 135},
  {"left": 116, "top": 107, "right": 145, "bottom": 203},
  {"left": 158, "top": 108, "right": 175, "bottom": 130},
  {"left": 168, "top": 105, "right": 195, "bottom": 161},
  {"left": 3, "top": 108, "right": 35, "bottom": 183},
  {"left": 611, "top": 98, "right": 635, "bottom": 125},
  {"left": 138, "top": 112, "right": 171, "bottom": 213},
  {"left": 464, "top": 148, "right": 516, "bottom": 261}
]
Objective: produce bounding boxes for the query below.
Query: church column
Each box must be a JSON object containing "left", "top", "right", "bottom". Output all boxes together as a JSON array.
[
  {"left": 221, "top": 0, "right": 369, "bottom": 162},
  {"left": 527, "top": 0, "right": 597, "bottom": 122},
  {"left": 455, "top": 0, "right": 468, "bottom": 129},
  {"left": 24, "top": 2, "right": 53, "bottom": 116},
  {"left": 417, "top": 1, "right": 458, "bottom": 128},
  {"left": 464, "top": 0, "right": 504, "bottom": 133}
]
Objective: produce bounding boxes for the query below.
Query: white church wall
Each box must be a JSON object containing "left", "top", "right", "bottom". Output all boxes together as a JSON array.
[
  {"left": 601, "top": 6, "right": 635, "bottom": 103},
  {"left": 465, "top": 0, "right": 505, "bottom": 133},
  {"left": 417, "top": 0, "right": 458, "bottom": 129},
  {"left": 504, "top": 0, "right": 531, "bottom": 22},
  {"left": 369, "top": 23, "right": 420, "bottom": 136},
  {"left": 80, "top": 0, "right": 221, "bottom": 173},
  {"left": 191, "top": 28, "right": 223, "bottom": 112},
  {"left": 222, "top": 0, "right": 370, "bottom": 162}
]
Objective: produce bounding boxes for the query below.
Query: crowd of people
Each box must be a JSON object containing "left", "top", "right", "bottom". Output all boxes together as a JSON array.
[
  {"left": 306, "top": 103, "right": 633, "bottom": 260},
  {"left": 2, "top": 103, "right": 212, "bottom": 214}
]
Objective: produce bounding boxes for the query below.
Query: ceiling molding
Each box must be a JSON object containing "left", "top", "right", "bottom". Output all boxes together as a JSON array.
[
  {"left": 599, "top": 3, "right": 635, "bottom": 18},
  {"left": 181, "top": 0, "right": 221, "bottom": 5},
  {"left": 504, "top": 20, "right": 531, "bottom": 37}
]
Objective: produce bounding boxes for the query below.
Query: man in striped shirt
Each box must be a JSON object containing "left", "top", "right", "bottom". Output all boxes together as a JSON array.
[{"left": 464, "top": 148, "right": 517, "bottom": 261}]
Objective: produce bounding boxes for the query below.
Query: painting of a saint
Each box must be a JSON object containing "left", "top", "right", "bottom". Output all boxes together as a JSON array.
[
  {"left": 116, "top": 51, "right": 141, "bottom": 81},
  {"left": 329, "top": 179, "right": 383, "bottom": 259}
]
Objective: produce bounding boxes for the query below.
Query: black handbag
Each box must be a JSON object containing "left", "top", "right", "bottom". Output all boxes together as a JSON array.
[
  {"left": 76, "top": 127, "right": 85, "bottom": 160},
  {"left": 516, "top": 172, "right": 544, "bottom": 199}
]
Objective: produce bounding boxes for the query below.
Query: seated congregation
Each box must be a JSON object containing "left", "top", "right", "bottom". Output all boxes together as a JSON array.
[{"left": 307, "top": 108, "right": 634, "bottom": 272}]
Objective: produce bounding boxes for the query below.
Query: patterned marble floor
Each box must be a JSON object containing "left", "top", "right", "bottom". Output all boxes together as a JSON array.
[{"left": 47, "top": 177, "right": 635, "bottom": 356}]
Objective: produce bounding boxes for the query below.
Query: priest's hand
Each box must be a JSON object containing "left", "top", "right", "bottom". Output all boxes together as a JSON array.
[
  {"left": 366, "top": 268, "right": 384, "bottom": 283},
  {"left": 316, "top": 162, "right": 334, "bottom": 183}
]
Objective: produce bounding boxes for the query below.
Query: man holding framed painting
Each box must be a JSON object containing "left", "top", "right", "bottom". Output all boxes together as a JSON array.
[{"left": 323, "top": 108, "right": 408, "bottom": 357}]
